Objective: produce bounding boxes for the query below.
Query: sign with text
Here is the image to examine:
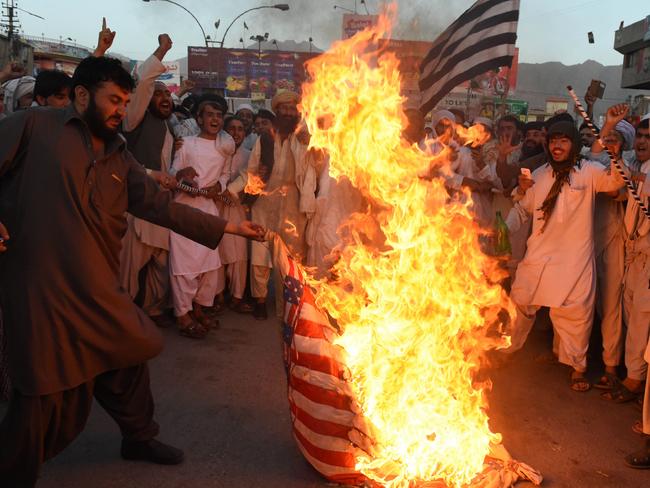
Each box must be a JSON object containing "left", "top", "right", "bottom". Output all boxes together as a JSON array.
[
  {"left": 342, "top": 14, "right": 379, "bottom": 39},
  {"left": 187, "top": 46, "right": 317, "bottom": 97}
]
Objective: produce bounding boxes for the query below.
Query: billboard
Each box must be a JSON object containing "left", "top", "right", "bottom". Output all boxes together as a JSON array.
[
  {"left": 187, "top": 46, "right": 317, "bottom": 98},
  {"left": 342, "top": 14, "right": 379, "bottom": 39}
]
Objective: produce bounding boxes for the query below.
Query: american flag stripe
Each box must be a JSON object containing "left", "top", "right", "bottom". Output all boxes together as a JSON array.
[
  {"left": 293, "top": 428, "right": 358, "bottom": 467},
  {"left": 289, "top": 401, "right": 353, "bottom": 439},
  {"left": 289, "top": 389, "right": 357, "bottom": 426},
  {"left": 290, "top": 375, "right": 353, "bottom": 410},
  {"left": 293, "top": 419, "right": 355, "bottom": 453},
  {"left": 293, "top": 335, "right": 346, "bottom": 364},
  {"left": 419, "top": 0, "right": 520, "bottom": 115},
  {"left": 289, "top": 349, "right": 346, "bottom": 378},
  {"left": 291, "top": 365, "right": 353, "bottom": 394}
]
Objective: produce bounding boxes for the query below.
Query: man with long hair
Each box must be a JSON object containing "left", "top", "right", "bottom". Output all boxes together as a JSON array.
[{"left": 504, "top": 105, "right": 627, "bottom": 392}]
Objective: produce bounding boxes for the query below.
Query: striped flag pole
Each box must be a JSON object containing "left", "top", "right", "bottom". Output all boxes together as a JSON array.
[
  {"left": 567, "top": 85, "right": 650, "bottom": 220},
  {"left": 176, "top": 181, "right": 233, "bottom": 206}
]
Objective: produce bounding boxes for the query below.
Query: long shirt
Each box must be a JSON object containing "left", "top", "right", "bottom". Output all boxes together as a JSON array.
[
  {"left": 506, "top": 160, "right": 624, "bottom": 308},
  {"left": 169, "top": 133, "right": 233, "bottom": 275},
  {"left": 219, "top": 145, "right": 250, "bottom": 264},
  {"left": 124, "top": 55, "right": 173, "bottom": 250},
  {"left": 0, "top": 106, "right": 226, "bottom": 395},
  {"left": 248, "top": 133, "right": 317, "bottom": 267}
]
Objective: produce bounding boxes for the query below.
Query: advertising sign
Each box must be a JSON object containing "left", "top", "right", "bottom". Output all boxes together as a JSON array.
[
  {"left": 188, "top": 46, "right": 316, "bottom": 97},
  {"left": 342, "top": 14, "right": 379, "bottom": 39}
]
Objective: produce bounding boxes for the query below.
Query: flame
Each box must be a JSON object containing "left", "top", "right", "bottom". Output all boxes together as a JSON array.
[
  {"left": 299, "top": 8, "right": 514, "bottom": 488},
  {"left": 244, "top": 172, "right": 266, "bottom": 195}
]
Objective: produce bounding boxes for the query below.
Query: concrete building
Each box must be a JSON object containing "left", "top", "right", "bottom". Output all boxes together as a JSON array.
[{"left": 614, "top": 16, "right": 650, "bottom": 90}]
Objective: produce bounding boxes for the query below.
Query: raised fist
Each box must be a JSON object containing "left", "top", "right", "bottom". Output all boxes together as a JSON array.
[{"left": 158, "top": 34, "right": 173, "bottom": 52}]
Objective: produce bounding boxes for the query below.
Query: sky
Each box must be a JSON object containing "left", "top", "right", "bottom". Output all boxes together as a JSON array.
[{"left": 10, "top": 0, "right": 650, "bottom": 65}]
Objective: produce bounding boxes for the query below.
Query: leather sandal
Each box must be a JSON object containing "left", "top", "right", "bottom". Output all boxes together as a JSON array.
[{"left": 177, "top": 319, "right": 208, "bottom": 339}]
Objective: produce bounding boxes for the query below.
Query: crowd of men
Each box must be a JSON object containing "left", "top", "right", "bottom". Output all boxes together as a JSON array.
[{"left": 0, "top": 19, "right": 650, "bottom": 486}]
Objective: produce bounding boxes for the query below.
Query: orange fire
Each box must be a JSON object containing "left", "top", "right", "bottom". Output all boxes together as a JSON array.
[
  {"left": 244, "top": 172, "right": 266, "bottom": 195},
  {"left": 299, "top": 9, "right": 514, "bottom": 488}
]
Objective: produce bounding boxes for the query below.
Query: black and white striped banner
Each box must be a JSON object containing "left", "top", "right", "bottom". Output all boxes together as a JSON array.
[{"left": 419, "top": 0, "right": 520, "bottom": 115}]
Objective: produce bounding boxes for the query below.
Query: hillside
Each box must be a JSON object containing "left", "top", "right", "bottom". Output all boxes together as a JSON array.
[{"left": 514, "top": 60, "right": 647, "bottom": 116}]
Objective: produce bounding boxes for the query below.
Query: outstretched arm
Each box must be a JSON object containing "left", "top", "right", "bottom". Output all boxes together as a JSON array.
[{"left": 126, "top": 153, "right": 264, "bottom": 245}]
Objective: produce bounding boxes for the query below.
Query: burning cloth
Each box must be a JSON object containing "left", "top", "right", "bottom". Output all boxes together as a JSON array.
[
  {"left": 266, "top": 7, "right": 543, "bottom": 487},
  {"left": 269, "top": 232, "right": 541, "bottom": 487}
]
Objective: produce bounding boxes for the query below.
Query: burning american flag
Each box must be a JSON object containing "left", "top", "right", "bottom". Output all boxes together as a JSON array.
[{"left": 270, "top": 5, "right": 542, "bottom": 488}]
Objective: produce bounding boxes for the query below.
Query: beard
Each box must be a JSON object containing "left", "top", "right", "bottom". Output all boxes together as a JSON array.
[
  {"left": 275, "top": 114, "right": 299, "bottom": 134},
  {"left": 84, "top": 96, "right": 120, "bottom": 142},
  {"left": 521, "top": 142, "right": 544, "bottom": 159}
]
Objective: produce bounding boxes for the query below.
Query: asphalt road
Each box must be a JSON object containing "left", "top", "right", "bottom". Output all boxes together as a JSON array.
[{"left": 5, "top": 308, "right": 648, "bottom": 487}]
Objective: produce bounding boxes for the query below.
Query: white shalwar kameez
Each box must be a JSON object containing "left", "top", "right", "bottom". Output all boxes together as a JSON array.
[
  {"left": 588, "top": 152, "right": 629, "bottom": 368},
  {"left": 169, "top": 133, "right": 234, "bottom": 316},
  {"left": 248, "top": 134, "right": 317, "bottom": 298},
  {"left": 215, "top": 145, "right": 251, "bottom": 300},
  {"left": 505, "top": 160, "right": 624, "bottom": 371},
  {"left": 622, "top": 158, "right": 650, "bottom": 381}
]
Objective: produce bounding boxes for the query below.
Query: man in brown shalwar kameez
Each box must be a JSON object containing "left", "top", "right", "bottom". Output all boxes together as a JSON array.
[{"left": 0, "top": 56, "right": 263, "bottom": 487}]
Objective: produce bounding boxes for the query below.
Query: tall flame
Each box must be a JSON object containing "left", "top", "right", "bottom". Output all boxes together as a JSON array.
[{"left": 300, "top": 9, "right": 514, "bottom": 488}]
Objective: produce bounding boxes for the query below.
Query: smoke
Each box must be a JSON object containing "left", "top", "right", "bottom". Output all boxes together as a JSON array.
[
  {"left": 133, "top": 0, "right": 474, "bottom": 58},
  {"left": 216, "top": 0, "right": 473, "bottom": 51}
]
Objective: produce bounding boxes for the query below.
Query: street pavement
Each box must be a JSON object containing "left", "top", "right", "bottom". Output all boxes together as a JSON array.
[{"left": 11, "top": 308, "right": 648, "bottom": 487}]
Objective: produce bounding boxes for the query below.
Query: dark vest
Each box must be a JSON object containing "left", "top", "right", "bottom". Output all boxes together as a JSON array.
[{"left": 124, "top": 111, "right": 168, "bottom": 171}]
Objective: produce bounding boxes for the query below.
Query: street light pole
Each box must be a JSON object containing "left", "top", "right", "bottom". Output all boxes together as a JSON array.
[
  {"left": 142, "top": 0, "right": 208, "bottom": 47},
  {"left": 220, "top": 4, "right": 289, "bottom": 48}
]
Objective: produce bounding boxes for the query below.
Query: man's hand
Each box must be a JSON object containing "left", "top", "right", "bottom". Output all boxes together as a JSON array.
[
  {"left": 296, "top": 126, "right": 311, "bottom": 145},
  {"left": 174, "top": 138, "right": 184, "bottom": 153},
  {"left": 471, "top": 146, "right": 486, "bottom": 169},
  {"left": 516, "top": 173, "right": 534, "bottom": 195},
  {"left": 175, "top": 167, "right": 198, "bottom": 183},
  {"left": 93, "top": 17, "right": 116, "bottom": 57},
  {"left": 585, "top": 93, "right": 597, "bottom": 107},
  {"left": 496, "top": 134, "right": 519, "bottom": 160},
  {"left": 0, "top": 221, "right": 9, "bottom": 253},
  {"left": 0, "top": 61, "right": 25, "bottom": 83},
  {"left": 178, "top": 79, "right": 195, "bottom": 96},
  {"left": 226, "top": 220, "right": 266, "bottom": 241},
  {"left": 154, "top": 34, "right": 173, "bottom": 61},
  {"left": 604, "top": 103, "right": 629, "bottom": 129},
  {"left": 463, "top": 177, "right": 492, "bottom": 193},
  {"left": 203, "top": 183, "right": 223, "bottom": 201},
  {"left": 149, "top": 170, "right": 177, "bottom": 190}
]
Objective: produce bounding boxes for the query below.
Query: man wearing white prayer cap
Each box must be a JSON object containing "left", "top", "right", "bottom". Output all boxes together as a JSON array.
[{"left": 236, "top": 103, "right": 257, "bottom": 150}]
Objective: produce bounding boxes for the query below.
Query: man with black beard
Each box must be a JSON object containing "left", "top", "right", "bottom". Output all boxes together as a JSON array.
[
  {"left": 247, "top": 91, "right": 318, "bottom": 319},
  {"left": 0, "top": 55, "right": 264, "bottom": 486}
]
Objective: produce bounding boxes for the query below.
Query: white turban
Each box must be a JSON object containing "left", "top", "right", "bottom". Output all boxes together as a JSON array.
[
  {"left": 271, "top": 90, "right": 299, "bottom": 113},
  {"left": 472, "top": 116, "right": 494, "bottom": 130},
  {"left": 3, "top": 76, "right": 35, "bottom": 113},
  {"left": 615, "top": 119, "right": 635, "bottom": 151},
  {"left": 236, "top": 103, "right": 255, "bottom": 114}
]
